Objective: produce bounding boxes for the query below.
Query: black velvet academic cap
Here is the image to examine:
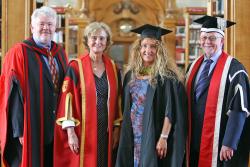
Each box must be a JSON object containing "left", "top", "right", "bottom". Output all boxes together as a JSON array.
[
  {"left": 193, "top": 15, "right": 236, "bottom": 36},
  {"left": 131, "top": 24, "right": 172, "bottom": 40}
]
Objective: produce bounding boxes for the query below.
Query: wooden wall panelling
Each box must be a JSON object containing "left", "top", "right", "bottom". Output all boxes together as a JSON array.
[
  {"left": 225, "top": 0, "right": 250, "bottom": 73},
  {"left": 208, "top": 0, "right": 250, "bottom": 73},
  {"left": 224, "top": 0, "right": 233, "bottom": 55},
  {"left": 1, "top": 0, "right": 32, "bottom": 66},
  {"left": 162, "top": 19, "right": 176, "bottom": 60}
]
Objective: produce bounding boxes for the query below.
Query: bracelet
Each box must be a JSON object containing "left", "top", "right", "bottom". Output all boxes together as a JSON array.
[{"left": 160, "top": 134, "right": 168, "bottom": 140}]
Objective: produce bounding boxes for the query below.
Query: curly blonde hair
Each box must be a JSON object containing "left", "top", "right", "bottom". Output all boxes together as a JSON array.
[{"left": 125, "top": 38, "right": 184, "bottom": 85}]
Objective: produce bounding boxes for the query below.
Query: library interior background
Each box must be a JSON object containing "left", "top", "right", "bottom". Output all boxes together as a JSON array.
[
  {"left": 0, "top": 0, "right": 250, "bottom": 166},
  {"left": 1, "top": 0, "right": 250, "bottom": 73}
]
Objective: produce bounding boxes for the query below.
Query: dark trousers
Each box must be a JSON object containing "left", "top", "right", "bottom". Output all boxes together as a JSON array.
[
  {"left": 44, "top": 142, "right": 53, "bottom": 167},
  {"left": 189, "top": 149, "right": 249, "bottom": 167},
  {"left": 5, "top": 138, "right": 22, "bottom": 167},
  {"left": 5, "top": 140, "right": 53, "bottom": 167},
  {"left": 190, "top": 149, "right": 199, "bottom": 167}
]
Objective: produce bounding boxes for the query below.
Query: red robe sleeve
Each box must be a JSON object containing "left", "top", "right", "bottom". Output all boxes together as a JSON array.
[
  {"left": 0, "top": 44, "right": 26, "bottom": 166},
  {"left": 54, "top": 60, "right": 81, "bottom": 167}
]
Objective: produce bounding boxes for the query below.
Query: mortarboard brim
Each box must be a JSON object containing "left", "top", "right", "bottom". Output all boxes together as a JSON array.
[
  {"left": 193, "top": 15, "right": 236, "bottom": 36},
  {"left": 131, "top": 24, "right": 172, "bottom": 40}
]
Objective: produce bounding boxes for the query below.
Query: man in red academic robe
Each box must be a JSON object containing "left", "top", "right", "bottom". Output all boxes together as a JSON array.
[{"left": 0, "top": 6, "right": 68, "bottom": 167}]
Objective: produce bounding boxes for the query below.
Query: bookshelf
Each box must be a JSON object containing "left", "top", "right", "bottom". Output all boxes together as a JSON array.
[
  {"left": 52, "top": 7, "right": 66, "bottom": 48},
  {"left": 183, "top": 7, "right": 206, "bottom": 70},
  {"left": 207, "top": 0, "right": 224, "bottom": 16},
  {"left": 175, "top": 17, "right": 185, "bottom": 69},
  {"left": 65, "top": 18, "right": 89, "bottom": 60}
]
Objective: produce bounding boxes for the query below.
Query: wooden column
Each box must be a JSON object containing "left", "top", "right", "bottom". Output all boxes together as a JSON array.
[
  {"left": 163, "top": 0, "right": 177, "bottom": 60},
  {"left": 76, "top": 19, "right": 89, "bottom": 56},
  {"left": 225, "top": 0, "right": 250, "bottom": 73},
  {"left": 1, "top": 0, "right": 32, "bottom": 66},
  {"left": 162, "top": 19, "right": 176, "bottom": 60}
]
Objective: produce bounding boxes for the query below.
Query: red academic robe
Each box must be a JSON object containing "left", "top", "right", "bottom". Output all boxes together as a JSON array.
[
  {"left": 54, "top": 54, "right": 122, "bottom": 167},
  {"left": 0, "top": 38, "right": 68, "bottom": 167}
]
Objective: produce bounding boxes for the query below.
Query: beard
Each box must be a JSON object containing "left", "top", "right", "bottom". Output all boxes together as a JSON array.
[{"left": 36, "top": 33, "right": 53, "bottom": 45}]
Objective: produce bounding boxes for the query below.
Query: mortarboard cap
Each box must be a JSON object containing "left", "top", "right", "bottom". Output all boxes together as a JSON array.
[
  {"left": 131, "top": 24, "right": 172, "bottom": 40},
  {"left": 193, "top": 15, "right": 236, "bottom": 36}
]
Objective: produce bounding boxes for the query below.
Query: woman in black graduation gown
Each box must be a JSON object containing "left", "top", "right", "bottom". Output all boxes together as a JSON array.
[{"left": 116, "top": 24, "right": 187, "bottom": 167}]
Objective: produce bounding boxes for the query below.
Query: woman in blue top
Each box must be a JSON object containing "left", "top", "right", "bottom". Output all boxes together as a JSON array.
[{"left": 116, "top": 24, "right": 187, "bottom": 167}]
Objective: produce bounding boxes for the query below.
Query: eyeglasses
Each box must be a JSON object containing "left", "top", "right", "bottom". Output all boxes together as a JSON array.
[{"left": 200, "top": 36, "right": 223, "bottom": 42}]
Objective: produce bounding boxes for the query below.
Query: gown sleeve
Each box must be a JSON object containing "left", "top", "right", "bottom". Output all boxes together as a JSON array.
[
  {"left": 0, "top": 44, "right": 26, "bottom": 140},
  {"left": 164, "top": 79, "right": 173, "bottom": 122},
  {"left": 112, "top": 63, "right": 123, "bottom": 127},
  {"left": 54, "top": 60, "right": 82, "bottom": 167},
  {"left": 163, "top": 77, "right": 188, "bottom": 167},
  {"left": 9, "top": 81, "right": 24, "bottom": 138},
  {"left": 222, "top": 65, "right": 249, "bottom": 150},
  {"left": 56, "top": 60, "right": 81, "bottom": 127},
  {"left": 164, "top": 78, "right": 187, "bottom": 126}
]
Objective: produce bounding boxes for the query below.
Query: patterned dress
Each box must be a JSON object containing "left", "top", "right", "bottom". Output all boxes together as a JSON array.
[
  {"left": 94, "top": 71, "right": 108, "bottom": 167},
  {"left": 129, "top": 79, "right": 149, "bottom": 167}
]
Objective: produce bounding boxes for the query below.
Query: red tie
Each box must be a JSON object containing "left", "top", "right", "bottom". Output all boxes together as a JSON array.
[{"left": 48, "top": 50, "right": 59, "bottom": 91}]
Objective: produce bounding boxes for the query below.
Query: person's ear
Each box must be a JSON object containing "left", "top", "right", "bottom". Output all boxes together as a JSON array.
[
  {"left": 30, "top": 24, "right": 34, "bottom": 33},
  {"left": 221, "top": 37, "right": 225, "bottom": 45}
]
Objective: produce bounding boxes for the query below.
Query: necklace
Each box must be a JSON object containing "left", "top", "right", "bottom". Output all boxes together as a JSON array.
[
  {"left": 92, "top": 60, "right": 104, "bottom": 71},
  {"left": 139, "top": 66, "right": 152, "bottom": 76}
]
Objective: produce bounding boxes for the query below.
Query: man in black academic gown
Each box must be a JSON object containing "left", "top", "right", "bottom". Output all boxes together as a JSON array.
[{"left": 186, "top": 15, "right": 250, "bottom": 167}]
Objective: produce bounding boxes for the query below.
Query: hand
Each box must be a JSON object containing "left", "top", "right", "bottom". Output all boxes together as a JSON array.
[
  {"left": 112, "top": 127, "right": 120, "bottom": 149},
  {"left": 220, "top": 145, "right": 234, "bottom": 161},
  {"left": 19, "top": 137, "right": 24, "bottom": 145},
  {"left": 156, "top": 137, "right": 167, "bottom": 159},
  {"left": 67, "top": 127, "right": 79, "bottom": 154}
]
